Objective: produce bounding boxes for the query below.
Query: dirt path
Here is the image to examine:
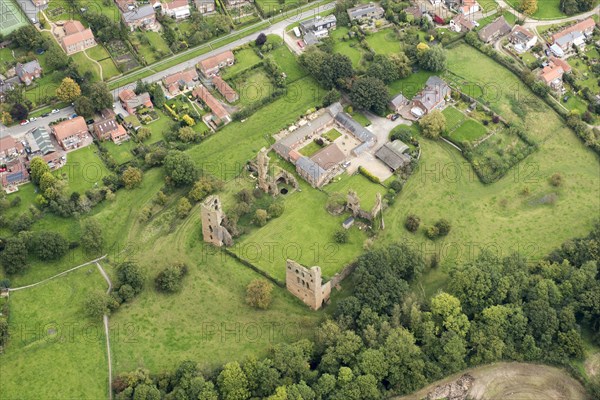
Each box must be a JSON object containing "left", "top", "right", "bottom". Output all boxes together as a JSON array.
[
  {"left": 394, "top": 362, "right": 590, "bottom": 400},
  {"left": 9, "top": 255, "right": 107, "bottom": 292},
  {"left": 96, "top": 261, "right": 113, "bottom": 400},
  {"left": 83, "top": 50, "right": 104, "bottom": 81}
]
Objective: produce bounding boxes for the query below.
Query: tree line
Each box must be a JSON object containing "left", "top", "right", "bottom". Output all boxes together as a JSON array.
[{"left": 111, "top": 222, "right": 600, "bottom": 399}]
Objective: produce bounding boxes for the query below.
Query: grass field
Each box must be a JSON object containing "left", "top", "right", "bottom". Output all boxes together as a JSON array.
[
  {"left": 54, "top": 145, "right": 111, "bottom": 194},
  {"left": 366, "top": 29, "right": 401, "bottom": 55},
  {"left": 0, "top": 267, "right": 108, "bottom": 400},
  {"left": 442, "top": 106, "right": 466, "bottom": 131},
  {"left": 395, "top": 363, "right": 588, "bottom": 400},
  {"left": 271, "top": 45, "right": 307, "bottom": 82},
  {"left": 504, "top": 0, "right": 566, "bottom": 19},
  {"left": 388, "top": 70, "right": 436, "bottom": 99},
  {"left": 71, "top": 46, "right": 120, "bottom": 81},
  {"left": 0, "top": 0, "right": 29, "bottom": 35},
  {"left": 103, "top": 139, "right": 137, "bottom": 165},
  {"left": 298, "top": 140, "right": 324, "bottom": 156},
  {"left": 331, "top": 27, "right": 365, "bottom": 68}
]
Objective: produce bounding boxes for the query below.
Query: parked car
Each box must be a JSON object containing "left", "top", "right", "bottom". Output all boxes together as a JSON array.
[
  {"left": 563, "top": 95, "right": 569, "bottom": 102},
  {"left": 70, "top": 113, "right": 78, "bottom": 119},
  {"left": 51, "top": 109, "right": 60, "bottom": 114},
  {"left": 41, "top": 113, "right": 50, "bottom": 117},
  {"left": 20, "top": 120, "right": 29, "bottom": 126},
  {"left": 85, "top": 118, "right": 95, "bottom": 125},
  {"left": 297, "top": 40, "right": 305, "bottom": 49},
  {"left": 391, "top": 114, "right": 400, "bottom": 121},
  {"left": 30, "top": 117, "right": 37, "bottom": 122}
]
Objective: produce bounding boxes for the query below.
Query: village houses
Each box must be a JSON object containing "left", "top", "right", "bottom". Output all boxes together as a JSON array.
[
  {"left": 51, "top": 117, "right": 89, "bottom": 150},
  {"left": 60, "top": 20, "right": 97, "bottom": 55},
  {"left": 197, "top": 50, "right": 235, "bottom": 77},
  {"left": 15, "top": 60, "right": 42, "bottom": 85}
]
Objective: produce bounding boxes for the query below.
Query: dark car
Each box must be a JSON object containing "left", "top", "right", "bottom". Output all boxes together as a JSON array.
[
  {"left": 41, "top": 113, "right": 50, "bottom": 117},
  {"left": 563, "top": 96, "right": 569, "bottom": 103},
  {"left": 391, "top": 114, "right": 400, "bottom": 121},
  {"left": 86, "top": 118, "right": 95, "bottom": 125}
]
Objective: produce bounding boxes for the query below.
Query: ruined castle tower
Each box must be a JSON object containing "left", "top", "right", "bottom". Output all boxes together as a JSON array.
[
  {"left": 346, "top": 190, "right": 361, "bottom": 217},
  {"left": 285, "top": 259, "right": 331, "bottom": 310},
  {"left": 371, "top": 192, "right": 384, "bottom": 229},
  {"left": 200, "top": 195, "right": 233, "bottom": 247},
  {"left": 257, "top": 147, "right": 271, "bottom": 193}
]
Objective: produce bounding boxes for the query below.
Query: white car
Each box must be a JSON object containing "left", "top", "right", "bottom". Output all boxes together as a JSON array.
[
  {"left": 51, "top": 109, "right": 60, "bottom": 114},
  {"left": 30, "top": 117, "right": 37, "bottom": 122}
]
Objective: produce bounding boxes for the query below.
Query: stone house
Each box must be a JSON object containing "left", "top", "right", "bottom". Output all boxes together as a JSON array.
[
  {"left": 347, "top": 3, "right": 384, "bottom": 21},
  {"left": 410, "top": 76, "right": 451, "bottom": 118},
  {"left": 212, "top": 75, "right": 238, "bottom": 103},
  {"left": 539, "top": 57, "right": 572, "bottom": 90},
  {"left": 122, "top": 5, "right": 158, "bottom": 31},
  {"left": 551, "top": 18, "right": 596, "bottom": 51},
  {"left": 15, "top": 60, "right": 42, "bottom": 85},
  {"left": 118, "top": 89, "right": 154, "bottom": 114},
  {"left": 478, "top": 16, "right": 512, "bottom": 43},
  {"left": 60, "top": 20, "right": 97, "bottom": 55}
]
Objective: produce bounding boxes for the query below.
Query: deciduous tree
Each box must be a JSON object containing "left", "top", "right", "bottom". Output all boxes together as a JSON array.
[{"left": 56, "top": 77, "right": 81, "bottom": 103}]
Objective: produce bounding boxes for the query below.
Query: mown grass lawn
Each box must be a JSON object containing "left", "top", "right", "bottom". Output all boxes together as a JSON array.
[
  {"left": 54, "top": 145, "right": 111, "bottom": 194},
  {"left": 449, "top": 119, "right": 488, "bottom": 143},
  {"left": 221, "top": 48, "right": 262, "bottom": 80},
  {"left": 299, "top": 140, "right": 324, "bottom": 156},
  {"left": 233, "top": 68, "right": 275, "bottom": 106},
  {"left": 504, "top": 0, "right": 565, "bottom": 19},
  {"left": 365, "top": 29, "right": 401, "bottom": 55},
  {"left": 103, "top": 139, "right": 137, "bottom": 164},
  {"left": 442, "top": 106, "right": 466, "bottom": 131},
  {"left": 324, "top": 173, "right": 386, "bottom": 210},
  {"left": 331, "top": 27, "right": 365, "bottom": 68},
  {"left": 388, "top": 70, "right": 435, "bottom": 99},
  {"left": 323, "top": 128, "right": 342, "bottom": 141},
  {"left": 271, "top": 45, "right": 307, "bottom": 83},
  {"left": 1, "top": 267, "right": 108, "bottom": 400}
]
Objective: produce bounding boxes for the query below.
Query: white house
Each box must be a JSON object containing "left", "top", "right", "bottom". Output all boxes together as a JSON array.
[{"left": 162, "top": 0, "right": 191, "bottom": 19}]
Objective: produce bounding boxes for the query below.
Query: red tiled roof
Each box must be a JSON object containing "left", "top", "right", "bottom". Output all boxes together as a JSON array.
[
  {"left": 212, "top": 76, "right": 238, "bottom": 103},
  {"left": 552, "top": 18, "right": 596, "bottom": 42},
  {"left": 192, "top": 85, "right": 229, "bottom": 121},
  {"left": 52, "top": 116, "right": 88, "bottom": 141},
  {"left": 198, "top": 50, "right": 234, "bottom": 73}
]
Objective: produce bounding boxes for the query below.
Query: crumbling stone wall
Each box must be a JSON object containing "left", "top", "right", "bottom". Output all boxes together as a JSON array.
[
  {"left": 346, "top": 190, "right": 383, "bottom": 223},
  {"left": 201, "top": 195, "right": 233, "bottom": 247},
  {"left": 426, "top": 374, "right": 474, "bottom": 400},
  {"left": 285, "top": 260, "right": 331, "bottom": 310},
  {"left": 254, "top": 147, "right": 299, "bottom": 196}
]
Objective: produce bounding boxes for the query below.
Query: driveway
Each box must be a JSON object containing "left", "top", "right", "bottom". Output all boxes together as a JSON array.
[{"left": 1, "top": 106, "right": 75, "bottom": 139}]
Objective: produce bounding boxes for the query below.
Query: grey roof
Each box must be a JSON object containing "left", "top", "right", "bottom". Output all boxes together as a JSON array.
[
  {"left": 327, "top": 102, "right": 343, "bottom": 116},
  {"left": 555, "top": 31, "right": 583, "bottom": 47},
  {"left": 334, "top": 112, "right": 375, "bottom": 143},
  {"left": 347, "top": 3, "right": 384, "bottom": 20},
  {"left": 299, "top": 14, "right": 336, "bottom": 33},
  {"left": 123, "top": 4, "right": 155, "bottom": 22},
  {"left": 16, "top": 60, "right": 41, "bottom": 77},
  {"left": 390, "top": 93, "right": 408, "bottom": 108},
  {"left": 296, "top": 156, "right": 326, "bottom": 184},
  {"left": 478, "top": 16, "right": 512, "bottom": 42},
  {"left": 375, "top": 141, "right": 411, "bottom": 170},
  {"left": 413, "top": 76, "right": 450, "bottom": 112},
  {"left": 310, "top": 143, "right": 345, "bottom": 170},
  {"left": 29, "top": 127, "right": 55, "bottom": 155},
  {"left": 303, "top": 31, "right": 320, "bottom": 46}
]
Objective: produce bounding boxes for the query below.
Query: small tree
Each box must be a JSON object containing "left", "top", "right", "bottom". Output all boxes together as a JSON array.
[
  {"left": 178, "top": 126, "right": 199, "bottom": 142},
  {"left": 84, "top": 291, "right": 112, "bottom": 319},
  {"left": 405, "top": 214, "right": 421, "bottom": 232},
  {"left": 254, "top": 209, "right": 268, "bottom": 226},
  {"left": 435, "top": 219, "right": 451, "bottom": 236},
  {"left": 426, "top": 225, "right": 440, "bottom": 240},
  {"left": 255, "top": 33, "right": 267, "bottom": 47},
  {"left": 419, "top": 110, "right": 446, "bottom": 139},
  {"left": 137, "top": 127, "right": 151, "bottom": 142},
  {"left": 122, "top": 167, "right": 143, "bottom": 189},
  {"left": 333, "top": 229, "right": 349, "bottom": 244},
  {"left": 246, "top": 279, "right": 273, "bottom": 309},
  {"left": 155, "top": 263, "right": 188, "bottom": 293},
  {"left": 56, "top": 77, "right": 81, "bottom": 103},
  {"left": 176, "top": 197, "right": 192, "bottom": 218},
  {"left": 267, "top": 202, "right": 284, "bottom": 218},
  {"left": 2, "top": 237, "right": 28, "bottom": 274},
  {"left": 81, "top": 219, "right": 103, "bottom": 255}
]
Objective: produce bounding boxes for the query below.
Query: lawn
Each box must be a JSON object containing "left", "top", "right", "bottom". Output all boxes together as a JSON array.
[
  {"left": 477, "top": 10, "right": 516, "bottom": 29},
  {"left": 299, "top": 140, "right": 324, "bottom": 156},
  {"left": 442, "top": 106, "right": 466, "bottom": 131},
  {"left": 221, "top": 48, "right": 263, "bottom": 80},
  {"left": 323, "top": 128, "right": 342, "bottom": 142},
  {"left": 87, "top": 45, "right": 120, "bottom": 80},
  {"left": 478, "top": 0, "right": 499, "bottom": 12},
  {"left": 324, "top": 173, "right": 386, "bottom": 210},
  {"left": 0, "top": 267, "right": 108, "bottom": 400},
  {"left": 388, "top": 70, "right": 436, "bottom": 99},
  {"left": 271, "top": 45, "right": 307, "bottom": 83},
  {"left": 103, "top": 139, "right": 137, "bottom": 164},
  {"left": 331, "top": 28, "right": 365, "bottom": 69},
  {"left": 504, "top": 0, "right": 565, "bottom": 19},
  {"left": 365, "top": 29, "right": 401, "bottom": 55},
  {"left": 449, "top": 118, "right": 488, "bottom": 143},
  {"left": 232, "top": 68, "right": 275, "bottom": 106},
  {"left": 54, "top": 145, "right": 111, "bottom": 194}
]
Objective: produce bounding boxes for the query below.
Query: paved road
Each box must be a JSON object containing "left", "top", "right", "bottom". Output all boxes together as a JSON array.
[
  {"left": 96, "top": 261, "right": 113, "bottom": 400},
  {"left": 0, "top": 106, "right": 75, "bottom": 139},
  {"left": 108, "top": 2, "right": 335, "bottom": 100}
]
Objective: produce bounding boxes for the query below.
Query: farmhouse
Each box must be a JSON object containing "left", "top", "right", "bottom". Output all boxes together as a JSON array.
[
  {"left": 162, "top": 68, "right": 199, "bottom": 96},
  {"left": 197, "top": 50, "right": 235, "bottom": 77},
  {"left": 509, "top": 26, "right": 537, "bottom": 53},
  {"left": 478, "top": 16, "right": 511, "bottom": 43},
  {"left": 410, "top": 76, "right": 451, "bottom": 118},
  {"left": 161, "top": 0, "right": 191, "bottom": 19},
  {"left": 192, "top": 85, "right": 231, "bottom": 125},
  {"left": 26, "top": 126, "right": 55, "bottom": 156},
  {"left": 15, "top": 60, "right": 42, "bottom": 85},
  {"left": 60, "top": 20, "right": 97, "bottom": 55},
  {"left": 299, "top": 15, "right": 337, "bottom": 46},
  {"left": 539, "top": 56, "right": 572, "bottom": 90},
  {"left": 450, "top": 14, "right": 477, "bottom": 33},
  {"left": 122, "top": 5, "right": 159, "bottom": 31},
  {"left": 375, "top": 140, "right": 411, "bottom": 171},
  {"left": 551, "top": 18, "right": 596, "bottom": 51},
  {"left": 51, "top": 116, "right": 89, "bottom": 150},
  {"left": 93, "top": 113, "right": 129, "bottom": 144},
  {"left": 195, "top": 0, "right": 215, "bottom": 13},
  {"left": 212, "top": 76, "right": 238, "bottom": 103},
  {"left": 118, "top": 89, "right": 154, "bottom": 114},
  {"left": 347, "top": 3, "right": 384, "bottom": 21}
]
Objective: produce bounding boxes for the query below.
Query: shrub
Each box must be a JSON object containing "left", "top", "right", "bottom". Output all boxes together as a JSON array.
[
  {"left": 333, "top": 229, "right": 349, "bottom": 244},
  {"left": 435, "top": 219, "right": 451, "bottom": 236},
  {"left": 237, "top": 189, "right": 254, "bottom": 204},
  {"left": 83, "top": 292, "right": 113, "bottom": 319},
  {"left": 155, "top": 263, "right": 188, "bottom": 293},
  {"left": 426, "top": 225, "right": 440, "bottom": 239},
  {"left": 28, "top": 231, "right": 68, "bottom": 260},
  {"left": 176, "top": 197, "right": 192, "bottom": 218},
  {"left": 359, "top": 166, "right": 380, "bottom": 183},
  {"left": 405, "top": 214, "right": 421, "bottom": 232},
  {"left": 246, "top": 279, "right": 273, "bottom": 309},
  {"left": 254, "top": 209, "right": 268, "bottom": 226},
  {"left": 268, "top": 202, "right": 285, "bottom": 218},
  {"left": 549, "top": 173, "right": 563, "bottom": 187}
]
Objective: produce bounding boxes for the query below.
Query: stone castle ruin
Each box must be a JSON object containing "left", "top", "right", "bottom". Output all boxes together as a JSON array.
[
  {"left": 285, "top": 260, "right": 332, "bottom": 310},
  {"left": 250, "top": 147, "right": 299, "bottom": 197},
  {"left": 346, "top": 191, "right": 384, "bottom": 229},
  {"left": 200, "top": 195, "right": 233, "bottom": 247},
  {"left": 425, "top": 374, "right": 474, "bottom": 400}
]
